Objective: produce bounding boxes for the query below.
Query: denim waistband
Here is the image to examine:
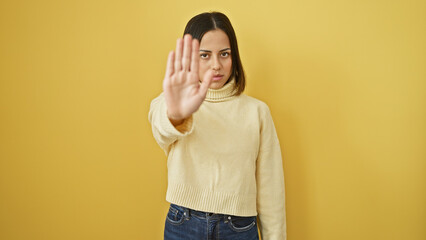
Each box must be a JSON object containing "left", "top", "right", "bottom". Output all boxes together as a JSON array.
[{"left": 170, "top": 203, "right": 236, "bottom": 220}]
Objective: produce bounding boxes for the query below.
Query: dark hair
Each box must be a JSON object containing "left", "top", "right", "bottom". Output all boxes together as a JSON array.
[{"left": 183, "top": 11, "right": 246, "bottom": 95}]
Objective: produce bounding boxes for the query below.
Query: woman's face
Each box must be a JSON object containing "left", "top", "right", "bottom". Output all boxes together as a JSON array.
[{"left": 198, "top": 29, "right": 232, "bottom": 89}]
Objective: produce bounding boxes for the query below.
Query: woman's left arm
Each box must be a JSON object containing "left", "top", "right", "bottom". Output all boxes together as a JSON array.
[{"left": 256, "top": 103, "right": 287, "bottom": 240}]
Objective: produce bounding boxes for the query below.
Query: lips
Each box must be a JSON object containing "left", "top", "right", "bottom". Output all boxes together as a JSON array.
[{"left": 213, "top": 74, "right": 224, "bottom": 81}]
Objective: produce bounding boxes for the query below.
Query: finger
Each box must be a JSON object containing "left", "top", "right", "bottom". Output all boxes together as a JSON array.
[
  {"left": 182, "top": 34, "right": 192, "bottom": 71},
  {"left": 165, "top": 50, "right": 175, "bottom": 78},
  {"left": 198, "top": 70, "right": 213, "bottom": 98},
  {"left": 174, "top": 38, "right": 183, "bottom": 71},
  {"left": 190, "top": 38, "right": 199, "bottom": 73}
]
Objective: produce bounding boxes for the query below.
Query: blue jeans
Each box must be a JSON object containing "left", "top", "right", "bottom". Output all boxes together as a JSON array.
[{"left": 164, "top": 203, "right": 259, "bottom": 240}]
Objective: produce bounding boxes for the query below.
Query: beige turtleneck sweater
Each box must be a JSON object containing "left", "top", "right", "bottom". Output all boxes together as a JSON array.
[{"left": 148, "top": 80, "right": 287, "bottom": 239}]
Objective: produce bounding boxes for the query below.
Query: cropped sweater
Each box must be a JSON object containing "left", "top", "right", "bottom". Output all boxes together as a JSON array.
[{"left": 148, "top": 80, "right": 287, "bottom": 240}]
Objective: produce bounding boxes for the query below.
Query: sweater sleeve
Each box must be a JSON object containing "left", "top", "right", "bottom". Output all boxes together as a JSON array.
[
  {"left": 256, "top": 103, "right": 287, "bottom": 240},
  {"left": 148, "top": 93, "right": 194, "bottom": 155}
]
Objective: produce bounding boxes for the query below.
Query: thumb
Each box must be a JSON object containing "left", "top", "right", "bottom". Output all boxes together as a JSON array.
[{"left": 198, "top": 70, "right": 213, "bottom": 98}]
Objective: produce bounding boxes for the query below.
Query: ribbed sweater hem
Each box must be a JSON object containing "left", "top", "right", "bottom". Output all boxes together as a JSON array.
[{"left": 166, "top": 183, "right": 258, "bottom": 217}]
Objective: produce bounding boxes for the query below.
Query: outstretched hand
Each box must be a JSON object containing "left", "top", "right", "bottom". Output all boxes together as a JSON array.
[{"left": 163, "top": 34, "right": 213, "bottom": 126}]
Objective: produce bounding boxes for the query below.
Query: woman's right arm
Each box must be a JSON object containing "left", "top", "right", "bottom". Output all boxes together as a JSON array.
[
  {"left": 148, "top": 34, "right": 213, "bottom": 155},
  {"left": 148, "top": 93, "right": 193, "bottom": 155}
]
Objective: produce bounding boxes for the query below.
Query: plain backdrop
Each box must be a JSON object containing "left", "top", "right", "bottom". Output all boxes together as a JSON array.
[{"left": 0, "top": 0, "right": 425, "bottom": 239}]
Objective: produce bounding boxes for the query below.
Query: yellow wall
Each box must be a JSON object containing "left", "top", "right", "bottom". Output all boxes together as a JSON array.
[{"left": 0, "top": 0, "right": 425, "bottom": 239}]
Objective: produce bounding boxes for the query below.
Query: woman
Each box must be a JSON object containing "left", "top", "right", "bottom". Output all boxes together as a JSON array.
[{"left": 148, "top": 11, "right": 287, "bottom": 240}]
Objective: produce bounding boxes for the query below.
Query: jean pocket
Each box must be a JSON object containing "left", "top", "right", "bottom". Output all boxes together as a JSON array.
[
  {"left": 166, "top": 204, "right": 186, "bottom": 226},
  {"left": 227, "top": 216, "right": 257, "bottom": 232}
]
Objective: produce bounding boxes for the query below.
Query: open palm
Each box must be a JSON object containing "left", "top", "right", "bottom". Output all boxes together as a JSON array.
[{"left": 163, "top": 34, "right": 213, "bottom": 123}]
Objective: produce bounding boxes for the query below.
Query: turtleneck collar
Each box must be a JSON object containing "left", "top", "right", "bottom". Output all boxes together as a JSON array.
[{"left": 205, "top": 78, "right": 237, "bottom": 103}]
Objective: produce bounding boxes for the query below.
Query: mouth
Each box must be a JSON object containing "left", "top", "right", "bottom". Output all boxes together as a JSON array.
[{"left": 212, "top": 74, "right": 224, "bottom": 81}]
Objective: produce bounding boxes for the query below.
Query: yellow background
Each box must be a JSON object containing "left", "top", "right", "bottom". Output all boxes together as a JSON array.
[{"left": 1, "top": 0, "right": 425, "bottom": 239}]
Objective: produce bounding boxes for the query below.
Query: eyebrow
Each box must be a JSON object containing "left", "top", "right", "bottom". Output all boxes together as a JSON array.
[{"left": 199, "top": 48, "right": 231, "bottom": 53}]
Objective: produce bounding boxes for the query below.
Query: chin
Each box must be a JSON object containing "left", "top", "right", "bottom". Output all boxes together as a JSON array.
[{"left": 209, "top": 81, "right": 227, "bottom": 89}]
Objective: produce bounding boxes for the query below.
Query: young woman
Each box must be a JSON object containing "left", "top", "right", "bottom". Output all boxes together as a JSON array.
[{"left": 149, "top": 11, "right": 287, "bottom": 240}]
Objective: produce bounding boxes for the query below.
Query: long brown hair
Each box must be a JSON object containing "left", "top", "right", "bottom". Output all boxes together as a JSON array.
[{"left": 183, "top": 11, "right": 246, "bottom": 95}]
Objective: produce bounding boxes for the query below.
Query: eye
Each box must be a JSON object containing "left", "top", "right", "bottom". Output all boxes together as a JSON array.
[
  {"left": 221, "top": 52, "right": 230, "bottom": 57},
  {"left": 200, "top": 53, "right": 209, "bottom": 59}
]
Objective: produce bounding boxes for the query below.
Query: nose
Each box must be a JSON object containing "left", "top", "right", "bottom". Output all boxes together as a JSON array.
[{"left": 211, "top": 56, "right": 221, "bottom": 71}]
